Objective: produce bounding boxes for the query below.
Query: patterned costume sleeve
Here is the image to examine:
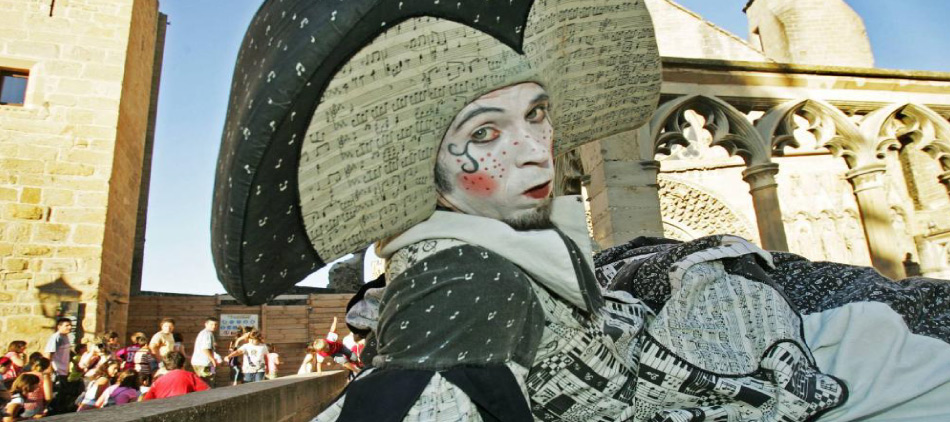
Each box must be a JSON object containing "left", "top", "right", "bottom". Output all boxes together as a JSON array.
[
  {"left": 598, "top": 236, "right": 849, "bottom": 421},
  {"left": 316, "top": 244, "right": 545, "bottom": 422}
]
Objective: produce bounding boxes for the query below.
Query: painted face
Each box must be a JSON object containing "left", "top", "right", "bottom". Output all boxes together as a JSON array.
[{"left": 436, "top": 83, "right": 554, "bottom": 224}]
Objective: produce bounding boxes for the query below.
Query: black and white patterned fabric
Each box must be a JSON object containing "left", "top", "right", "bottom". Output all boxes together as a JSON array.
[
  {"left": 316, "top": 232, "right": 853, "bottom": 421},
  {"left": 603, "top": 236, "right": 950, "bottom": 345},
  {"left": 375, "top": 244, "right": 545, "bottom": 370}
]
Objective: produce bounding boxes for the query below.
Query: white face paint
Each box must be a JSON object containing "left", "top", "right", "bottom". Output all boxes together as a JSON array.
[{"left": 436, "top": 83, "right": 555, "bottom": 225}]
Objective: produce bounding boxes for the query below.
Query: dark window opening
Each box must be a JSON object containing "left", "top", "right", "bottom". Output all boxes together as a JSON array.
[{"left": 0, "top": 68, "right": 29, "bottom": 106}]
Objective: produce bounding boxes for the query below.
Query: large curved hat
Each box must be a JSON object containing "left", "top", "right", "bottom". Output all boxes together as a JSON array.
[{"left": 212, "top": 0, "right": 662, "bottom": 304}]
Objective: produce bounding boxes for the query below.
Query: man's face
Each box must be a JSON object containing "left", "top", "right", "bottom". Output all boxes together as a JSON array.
[
  {"left": 206, "top": 321, "right": 218, "bottom": 332},
  {"left": 161, "top": 322, "right": 174, "bottom": 333},
  {"left": 436, "top": 83, "right": 554, "bottom": 228},
  {"left": 57, "top": 321, "right": 72, "bottom": 334}
]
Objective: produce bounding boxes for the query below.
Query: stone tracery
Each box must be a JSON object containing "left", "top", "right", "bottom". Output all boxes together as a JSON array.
[
  {"left": 755, "top": 98, "right": 862, "bottom": 159},
  {"left": 863, "top": 103, "right": 950, "bottom": 194},
  {"left": 650, "top": 94, "right": 788, "bottom": 251},
  {"left": 652, "top": 94, "right": 771, "bottom": 166}
]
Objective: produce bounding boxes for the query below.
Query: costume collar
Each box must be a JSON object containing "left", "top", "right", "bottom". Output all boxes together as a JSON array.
[{"left": 380, "top": 196, "right": 600, "bottom": 312}]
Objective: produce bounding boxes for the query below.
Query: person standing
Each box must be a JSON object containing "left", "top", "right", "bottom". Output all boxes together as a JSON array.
[
  {"left": 224, "top": 331, "right": 268, "bottom": 383},
  {"left": 42, "top": 317, "right": 78, "bottom": 414},
  {"left": 265, "top": 344, "right": 280, "bottom": 380},
  {"left": 148, "top": 318, "right": 176, "bottom": 366},
  {"left": 42, "top": 318, "right": 71, "bottom": 380},
  {"left": 227, "top": 326, "right": 253, "bottom": 386},
  {"left": 190, "top": 317, "right": 219, "bottom": 387}
]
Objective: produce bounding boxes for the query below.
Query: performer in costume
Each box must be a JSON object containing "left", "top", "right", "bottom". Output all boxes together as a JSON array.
[{"left": 212, "top": 0, "right": 950, "bottom": 420}]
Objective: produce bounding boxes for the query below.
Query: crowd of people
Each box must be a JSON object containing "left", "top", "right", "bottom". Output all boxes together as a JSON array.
[{"left": 0, "top": 315, "right": 362, "bottom": 420}]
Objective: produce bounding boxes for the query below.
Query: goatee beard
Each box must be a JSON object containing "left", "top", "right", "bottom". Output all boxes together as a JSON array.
[{"left": 503, "top": 199, "right": 554, "bottom": 231}]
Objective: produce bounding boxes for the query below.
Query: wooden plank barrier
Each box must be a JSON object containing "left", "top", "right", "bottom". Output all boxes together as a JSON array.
[{"left": 127, "top": 293, "right": 357, "bottom": 383}]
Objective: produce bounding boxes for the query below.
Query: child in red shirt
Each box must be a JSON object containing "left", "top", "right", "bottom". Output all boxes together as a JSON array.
[{"left": 141, "top": 352, "right": 208, "bottom": 401}]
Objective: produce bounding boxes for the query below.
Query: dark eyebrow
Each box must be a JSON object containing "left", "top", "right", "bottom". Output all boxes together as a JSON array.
[
  {"left": 452, "top": 106, "right": 505, "bottom": 133},
  {"left": 530, "top": 93, "right": 550, "bottom": 106}
]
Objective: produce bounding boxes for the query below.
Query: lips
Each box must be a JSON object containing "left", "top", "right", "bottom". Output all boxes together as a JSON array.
[{"left": 523, "top": 181, "right": 552, "bottom": 199}]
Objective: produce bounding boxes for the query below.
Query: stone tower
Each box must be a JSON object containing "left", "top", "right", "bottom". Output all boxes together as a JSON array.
[
  {"left": 0, "top": 0, "right": 164, "bottom": 351},
  {"left": 744, "top": 0, "right": 874, "bottom": 68}
]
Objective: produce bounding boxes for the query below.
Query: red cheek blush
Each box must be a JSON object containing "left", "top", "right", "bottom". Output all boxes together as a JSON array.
[{"left": 458, "top": 171, "right": 497, "bottom": 196}]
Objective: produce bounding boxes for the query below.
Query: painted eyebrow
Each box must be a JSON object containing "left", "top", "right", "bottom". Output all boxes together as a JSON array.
[
  {"left": 530, "top": 93, "right": 550, "bottom": 106},
  {"left": 452, "top": 106, "right": 505, "bottom": 133}
]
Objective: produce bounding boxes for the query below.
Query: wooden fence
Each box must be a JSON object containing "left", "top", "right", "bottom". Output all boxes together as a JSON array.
[{"left": 126, "top": 293, "right": 353, "bottom": 385}]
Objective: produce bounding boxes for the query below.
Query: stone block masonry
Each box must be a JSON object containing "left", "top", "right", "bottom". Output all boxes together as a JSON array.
[{"left": 0, "top": 0, "right": 163, "bottom": 350}]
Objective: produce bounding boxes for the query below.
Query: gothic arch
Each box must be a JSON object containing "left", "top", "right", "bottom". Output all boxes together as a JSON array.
[
  {"left": 756, "top": 98, "right": 866, "bottom": 165},
  {"left": 657, "top": 176, "right": 757, "bottom": 243},
  {"left": 651, "top": 94, "right": 772, "bottom": 166},
  {"left": 862, "top": 103, "right": 950, "bottom": 172}
]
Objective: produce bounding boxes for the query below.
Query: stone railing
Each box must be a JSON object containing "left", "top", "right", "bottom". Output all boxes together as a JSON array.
[{"left": 43, "top": 372, "right": 347, "bottom": 422}]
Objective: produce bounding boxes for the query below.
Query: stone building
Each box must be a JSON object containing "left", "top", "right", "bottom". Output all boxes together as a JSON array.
[
  {"left": 0, "top": 0, "right": 164, "bottom": 349},
  {"left": 580, "top": 0, "right": 950, "bottom": 280}
]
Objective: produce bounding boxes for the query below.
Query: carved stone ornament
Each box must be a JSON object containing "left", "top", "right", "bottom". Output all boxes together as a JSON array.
[
  {"left": 651, "top": 95, "right": 771, "bottom": 167},
  {"left": 756, "top": 98, "right": 864, "bottom": 165},
  {"left": 658, "top": 176, "right": 756, "bottom": 242},
  {"left": 862, "top": 103, "right": 950, "bottom": 174}
]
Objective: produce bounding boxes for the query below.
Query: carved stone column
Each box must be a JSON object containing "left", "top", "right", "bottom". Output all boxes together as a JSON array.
[
  {"left": 741, "top": 163, "right": 789, "bottom": 251},
  {"left": 846, "top": 163, "right": 907, "bottom": 279}
]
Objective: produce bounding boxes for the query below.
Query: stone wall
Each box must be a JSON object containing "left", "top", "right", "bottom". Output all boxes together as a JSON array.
[
  {"left": 0, "top": 0, "right": 160, "bottom": 351},
  {"left": 745, "top": 0, "right": 874, "bottom": 67},
  {"left": 42, "top": 372, "right": 347, "bottom": 422},
  {"left": 646, "top": 0, "right": 768, "bottom": 62},
  {"left": 99, "top": 0, "right": 161, "bottom": 341}
]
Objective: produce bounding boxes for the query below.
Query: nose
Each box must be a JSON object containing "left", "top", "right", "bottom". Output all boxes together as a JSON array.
[{"left": 513, "top": 123, "right": 552, "bottom": 168}]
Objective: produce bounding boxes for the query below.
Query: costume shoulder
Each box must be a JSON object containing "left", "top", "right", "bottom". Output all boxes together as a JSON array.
[{"left": 377, "top": 241, "right": 545, "bottom": 370}]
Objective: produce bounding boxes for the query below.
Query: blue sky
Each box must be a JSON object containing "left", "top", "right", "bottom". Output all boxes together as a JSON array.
[{"left": 141, "top": 0, "right": 950, "bottom": 295}]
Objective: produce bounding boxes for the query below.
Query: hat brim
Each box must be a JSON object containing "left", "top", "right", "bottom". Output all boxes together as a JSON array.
[{"left": 212, "top": 0, "right": 661, "bottom": 305}]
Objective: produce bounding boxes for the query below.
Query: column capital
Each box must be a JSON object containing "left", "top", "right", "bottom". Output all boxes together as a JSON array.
[
  {"left": 742, "top": 162, "right": 780, "bottom": 193},
  {"left": 845, "top": 162, "right": 887, "bottom": 193}
]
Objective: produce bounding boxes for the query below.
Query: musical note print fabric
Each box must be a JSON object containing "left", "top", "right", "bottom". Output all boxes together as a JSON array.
[
  {"left": 313, "top": 219, "right": 848, "bottom": 421},
  {"left": 212, "top": 0, "right": 661, "bottom": 304}
]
